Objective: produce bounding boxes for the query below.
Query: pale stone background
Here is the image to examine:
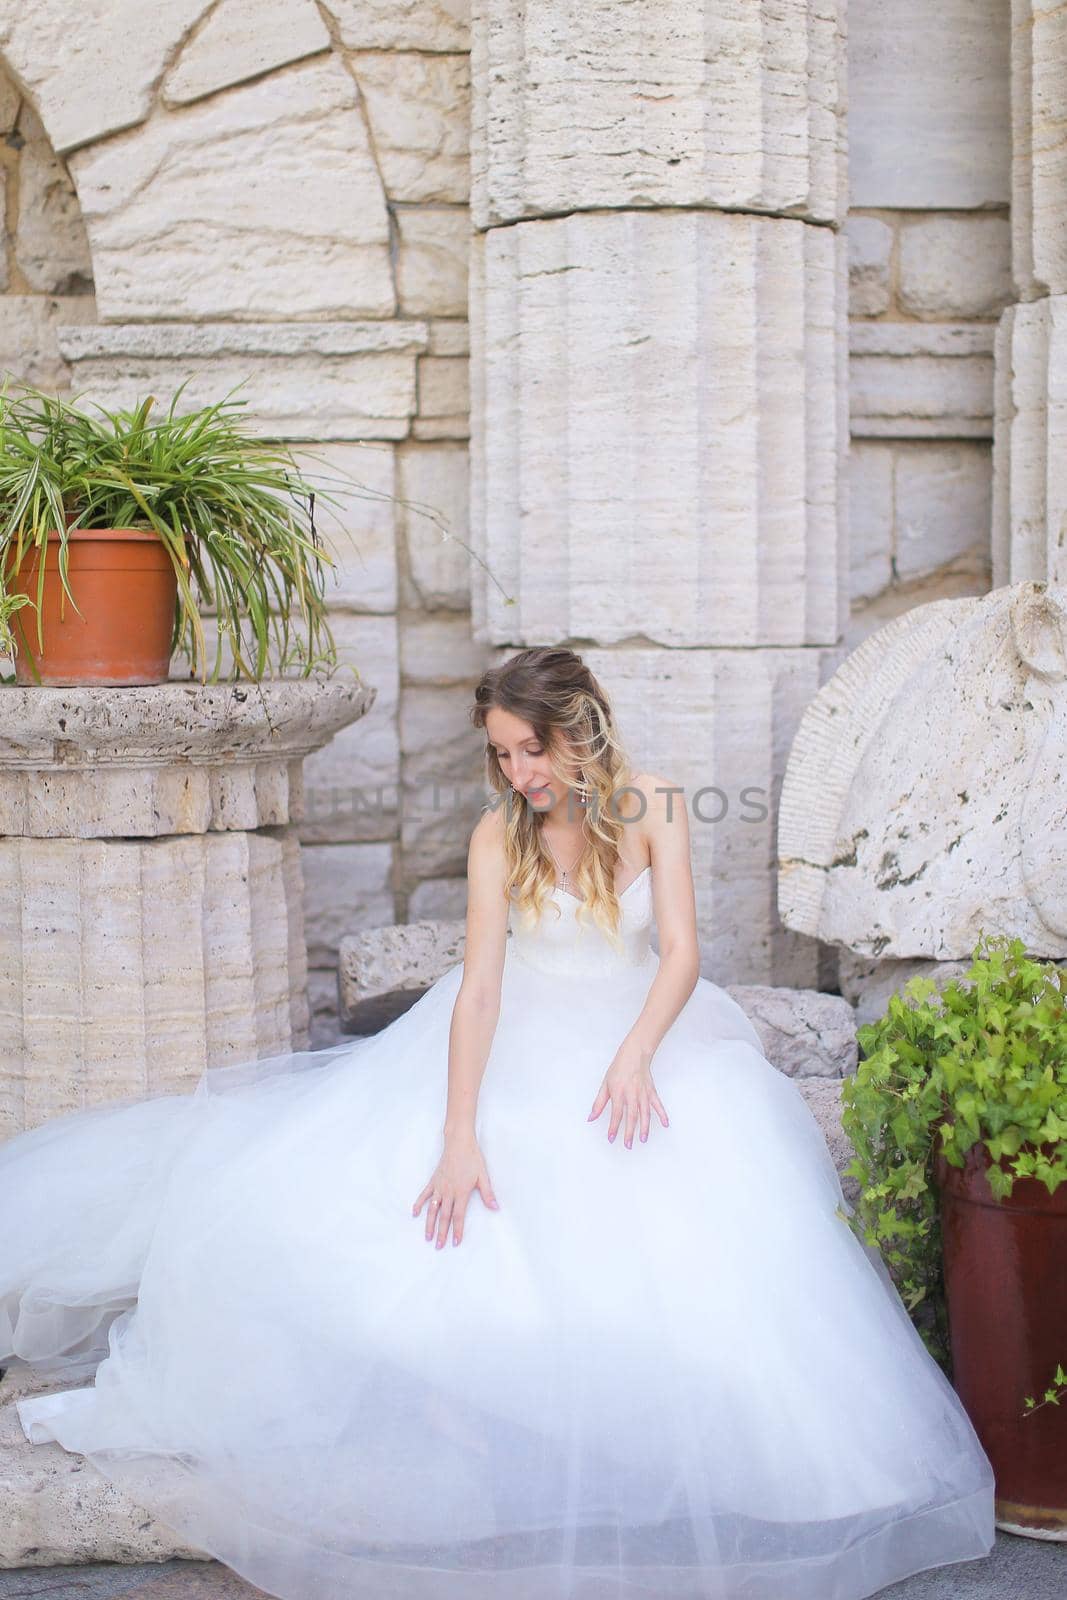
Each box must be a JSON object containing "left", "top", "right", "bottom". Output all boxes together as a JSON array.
[{"left": 0, "top": 0, "right": 1016, "bottom": 1042}]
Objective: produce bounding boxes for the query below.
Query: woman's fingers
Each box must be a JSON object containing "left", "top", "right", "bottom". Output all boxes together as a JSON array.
[
  {"left": 587, "top": 1080, "right": 609, "bottom": 1122},
  {"left": 607, "top": 1095, "right": 624, "bottom": 1142},
  {"left": 423, "top": 1194, "right": 441, "bottom": 1241},
  {"left": 412, "top": 1184, "right": 431, "bottom": 1216},
  {"left": 451, "top": 1197, "right": 468, "bottom": 1246},
  {"left": 435, "top": 1195, "right": 455, "bottom": 1250},
  {"left": 623, "top": 1096, "right": 639, "bottom": 1149},
  {"left": 638, "top": 1094, "right": 651, "bottom": 1145},
  {"left": 602, "top": 1086, "right": 668, "bottom": 1147}
]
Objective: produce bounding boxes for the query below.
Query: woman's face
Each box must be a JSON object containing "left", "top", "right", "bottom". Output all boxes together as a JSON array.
[{"left": 485, "top": 707, "right": 577, "bottom": 817}]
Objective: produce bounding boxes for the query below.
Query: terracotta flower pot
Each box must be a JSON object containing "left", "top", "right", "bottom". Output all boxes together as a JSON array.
[
  {"left": 936, "top": 1139, "right": 1067, "bottom": 1538},
  {"left": 4, "top": 528, "right": 179, "bottom": 687}
]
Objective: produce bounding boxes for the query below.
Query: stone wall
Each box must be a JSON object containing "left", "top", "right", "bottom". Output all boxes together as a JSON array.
[
  {"left": 0, "top": 8, "right": 487, "bottom": 1045},
  {"left": 845, "top": 0, "right": 1009, "bottom": 650},
  {"left": 0, "top": 0, "right": 1025, "bottom": 1041}
]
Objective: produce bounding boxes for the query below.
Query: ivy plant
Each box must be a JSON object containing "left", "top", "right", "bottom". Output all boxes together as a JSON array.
[{"left": 840, "top": 932, "right": 1067, "bottom": 1376}]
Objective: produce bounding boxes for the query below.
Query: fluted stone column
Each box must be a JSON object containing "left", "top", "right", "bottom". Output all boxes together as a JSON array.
[
  {"left": 0, "top": 681, "right": 372, "bottom": 1138},
  {"left": 993, "top": 0, "right": 1067, "bottom": 585},
  {"left": 469, "top": 0, "right": 848, "bottom": 985}
]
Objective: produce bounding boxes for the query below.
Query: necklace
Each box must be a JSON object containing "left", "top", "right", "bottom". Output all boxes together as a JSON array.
[{"left": 542, "top": 830, "right": 585, "bottom": 894}]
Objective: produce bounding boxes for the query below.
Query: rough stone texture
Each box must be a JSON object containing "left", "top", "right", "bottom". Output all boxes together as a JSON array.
[
  {"left": 415, "top": 352, "right": 470, "bottom": 439},
  {"left": 0, "top": 681, "right": 374, "bottom": 838},
  {"left": 70, "top": 59, "right": 394, "bottom": 321},
  {"left": 401, "top": 616, "right": 488, "bottom": 684},
  {"left": 0, "top": 1386, "right": 203, "bottom": 1566},
  {"left": 58, "top": 322, "right": 426, "bottom": 441},
  {"left": 352, "top": 51, "right": 470, "bottom": 203},
  {"left": 305, "top": 442, "right": 397, "bottom": 613},
  {"left": 723, "top": 984, "right": 857, "bottom": 1079},
  {"left": 0, "top": 171, "right": 9, "bottom": 292},
  {"left": 339, "top": 917, "right": 466, "bottom": 1030},
  {"left": 325, "top": 0, "right": 470, "bottom": 52},
  {"left": 400, "top": 684, "right": 486, "bottom": 879},
  {"left": 427, "top": 320, "right": 469, "bottom": 357},
  {"left": 778, "top": 582, "right": 1067, "bottom": 959},
  {"left": 794, "top": 1077, "right": 859, "bottom": 1203},
  {"left": 407, "top": 875, "right": 469, "bottom": 920},
  {"left": 898, "top": 215, "right": 1013, "bottom": 321},
  {"left": 849, "top": 323, "right": 996, "bottom": 439},
  {"left": 1011, "top": 0, "right": 1067, "bottom": 302},
  {"left": 0, "top": 68, "right": 19, "bottom": 134},
  {"left": 993, "top": 295, "right": 1067, "bottom": 589},
  {"left": 307, "top": 966, "right": 344, "bottom": 1049},
  {"left": 848, "top": 0, "right": 1011, "bottom": 209},
  {"left": 0, "top": 682, "right": 372, "bottom": 1138},
  {"left": 729, "top": 979, "right": 857, "bottom": 1081},
  {"left": 163, "top": 0, "right": 331, "bottom": 106},
  {"left": 299, "top": 615, "right": 399, "bottom": 845},
  {"left": 397, "top": 443, "right": 471, "bottom": 610},
  {"left": 846, "top": 213, "right": 892, "bottom": 318},
  {"left": 843, "top": 568, "right": 997, "bottom": 657},
  {"left": 471, "top": 0, "right": 846, "bottom": 228},
  {"left": 471, "top": 212, "right": 842, "bottom": 648},
  {"left": 0, "top": 829, "right": 309, "bottom": 1138},
  {"left": 0, "top": 296, "right": 96, "bottom": 392},
  {"left": 396, "top": 207, "right": 469, "bottom": 317},
  {"left": 893, "top": 443, "right": 992, "bottom": 583},
  {"left": 302, "top": 840, "right": 395, "bottom": 969},
  {"left": 847, "top": 433, "right": 993, "bottom": 621},
  {"left": 0, "top": 0, "right": 213, "bottom": 153},
  {"left": 838, "top": 949, "right": 982, "bottom": 1028},
  {"left": 13, "top": 102, "right": 93, "bottom": 294},
  {"left": 848, "top": 442, "right": 893, "bottom": 603}
]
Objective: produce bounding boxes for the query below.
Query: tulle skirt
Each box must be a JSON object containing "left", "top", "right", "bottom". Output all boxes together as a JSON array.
[{"left": 3, "top": 943, "right": 994, "bottom": 1599}]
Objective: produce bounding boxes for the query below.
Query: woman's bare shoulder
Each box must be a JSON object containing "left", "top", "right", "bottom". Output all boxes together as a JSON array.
[
  {"left": 467, "top": 803, "right": 508, "bottom": 882},
  {"left": 625, "top": 771, "right": 684, "bottom": 814}
]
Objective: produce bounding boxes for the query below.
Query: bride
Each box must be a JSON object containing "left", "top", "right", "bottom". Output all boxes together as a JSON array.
[{"left": 2, "top": 646, "right": 994, "bottom": 1599}]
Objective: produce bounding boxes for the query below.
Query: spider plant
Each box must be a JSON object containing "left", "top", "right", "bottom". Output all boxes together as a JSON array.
[{"left": 0, "top": 382, "right": 341, "bottom": 682}]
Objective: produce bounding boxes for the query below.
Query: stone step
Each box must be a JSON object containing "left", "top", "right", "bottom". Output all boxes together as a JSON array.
[{"left": 0, "top": 1532, "right": 1060, "bottom": 1598}]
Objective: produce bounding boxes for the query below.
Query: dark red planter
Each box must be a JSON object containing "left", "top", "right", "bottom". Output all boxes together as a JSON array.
[{"left": 936, "top": 1140, "right": 1067, "bottom": 1538}]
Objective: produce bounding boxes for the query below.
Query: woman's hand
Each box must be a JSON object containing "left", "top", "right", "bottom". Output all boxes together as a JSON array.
[
  {"left": 587, "top": 1038, "right": 669, "bottom": 1148},
  {"left": 412, "top": 1132, "right": 499, "bottom": 1249}
]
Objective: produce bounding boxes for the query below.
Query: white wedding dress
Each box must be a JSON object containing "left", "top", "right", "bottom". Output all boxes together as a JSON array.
[{"left": 2, "top": 865, "right": 994, "bottom": 1600}]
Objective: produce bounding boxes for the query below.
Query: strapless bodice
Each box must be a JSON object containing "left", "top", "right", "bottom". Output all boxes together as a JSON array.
[{"left": 506, "top": 866, "right": 654, "bottom": 977}]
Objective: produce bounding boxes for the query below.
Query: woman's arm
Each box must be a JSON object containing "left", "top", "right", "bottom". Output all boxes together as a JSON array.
[
  {"left": 587, "top": 777, "right": 701, "bottom": 1146},
  {"left": 413, "top": 808, "right": 509, "bottom": 1246},
  {"left": 623, "top": 777, "right": 701, "bottom": 1063},
  {"left": 442, "top": 806, "right": 510, "bottom": 1140}
]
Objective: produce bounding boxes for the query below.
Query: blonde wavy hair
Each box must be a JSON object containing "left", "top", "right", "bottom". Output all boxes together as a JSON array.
[{"left": 470, "top": 648, "right": 639, "bottom": 948}]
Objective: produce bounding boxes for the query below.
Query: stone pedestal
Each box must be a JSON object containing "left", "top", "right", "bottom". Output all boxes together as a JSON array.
[{"left": 0, "top": 680, "right": 373, "bottom": 1139}]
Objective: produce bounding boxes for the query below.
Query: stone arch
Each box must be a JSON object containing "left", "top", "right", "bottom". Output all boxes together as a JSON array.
[{"left": 0, "top": 0, "right": 394, "bottom": 324}]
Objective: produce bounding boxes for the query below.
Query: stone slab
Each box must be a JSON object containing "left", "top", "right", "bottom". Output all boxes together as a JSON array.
[
  {"left": 848, "top": 0, "right": 1010, "bottom": 209},
  {"left": 0, "top": 0, "right": 213, "bottom": 153},
  {"left": 58, "top": 322, "right": 427, "bottom": 442},
  {"left": 325, "top": 0, "right": 469, "bottom": 51},
  {"left": 70, "top": 59, "right": 394, "bottom": 321},
  {"left": 472, "top": 212, "right": 842, "bottom": 647},
  {"left": 471, "top": 0, "right": 845, "bottom": 226},
  {"left": 850, "top": 323, "right": 996, "bottom": 440},
  {"left": 353, "top": 51, "right": 470, "bottom": 204},
  {"left": 163, "top": 0, "right": 330, "bottom": 106}
]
